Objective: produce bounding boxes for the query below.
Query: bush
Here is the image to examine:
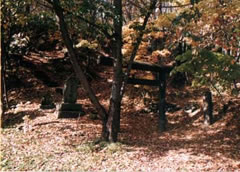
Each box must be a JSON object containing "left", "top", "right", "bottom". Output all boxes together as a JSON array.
[{"left": 25, "top": 12, "right": 58, "bottom": 51}]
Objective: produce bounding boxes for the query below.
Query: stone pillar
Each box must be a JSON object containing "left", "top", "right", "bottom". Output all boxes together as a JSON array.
[
  {"left": 58, "top": 75, "right": 85, "bottom": 118},
  {"left": 203, "top": 90, "right": 213, "bottom": 125}
]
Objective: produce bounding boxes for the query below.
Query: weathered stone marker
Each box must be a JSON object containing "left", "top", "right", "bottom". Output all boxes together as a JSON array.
[
  {"left": 63, "top": 76, "right": 78, "bottom": 104},
  {"left": 203, "top": 90, "right": 213, "bottom": 125},
  {"left": 40, "top": 93, "right": 56, "bottom": 109},
  {"left": 57, "top": 75, "right": 85, "bottom": 118}
]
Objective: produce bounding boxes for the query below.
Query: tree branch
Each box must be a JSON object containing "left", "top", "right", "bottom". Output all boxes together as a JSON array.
[
  {"left": 46, "top": 0, "right": 108, "bottom": 120},
  {"left": 64, "top": 10, "right": 113, "bottom": 39},
  {"left": 120, "top": 0, "right": 158, "bottom": 97}
]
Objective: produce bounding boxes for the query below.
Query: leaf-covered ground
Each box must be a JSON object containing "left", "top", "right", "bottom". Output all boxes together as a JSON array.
[{"left": 1, "top": 52, "right": 240, "bottom": 171}]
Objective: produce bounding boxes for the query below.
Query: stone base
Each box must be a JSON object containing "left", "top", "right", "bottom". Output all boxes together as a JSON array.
[
  {"left": 58, "top": 111, "right": 85, "bottom": 118},
  {"left": 40, "top": 104, "right": 56, "bottom": 109},
  {"left": 57, "top": 103, "right": 85, "bottom": 118}
]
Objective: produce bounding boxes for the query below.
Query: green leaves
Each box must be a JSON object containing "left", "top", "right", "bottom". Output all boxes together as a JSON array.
[
  {"left": 172, "top": 7, "right": 201, "bottom": 26},
  {"left": 172, "top": 48, "right": 240, "bottom": 90},
  {"left": 166, "top": 0, "right": 240, "bottom": 93},
  {"left": 129, "top": 21, "right": 144, "bottom": 31}
]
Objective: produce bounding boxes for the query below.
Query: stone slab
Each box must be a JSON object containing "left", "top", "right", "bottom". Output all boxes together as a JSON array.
[
  {"left": 59, "top": 103, "right": 83, "bottom": 111},
  {"left": 58, "top": 111, "right": 85, "bottom": 118},
  {"left": 40, "top": 104, "right": 56, "bottom": 109},
  {"left": 57, "top": 103, "right": 85, "bottom": 118}
]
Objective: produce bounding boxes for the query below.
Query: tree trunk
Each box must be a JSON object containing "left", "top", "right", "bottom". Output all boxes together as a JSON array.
[
  {"left": 49, "top": 0, "right": 108, "bottom": 139},
  {"left": 203, "top": 90, "right": 213, "bottom": 125},
  {"left": 1, "top": 25, "right": 9, "bottom": 109},
  {"left": 49, "top": 0, "right": 158, "bottom": 142},
  {"left": 106, "top": 0, "right": 158, "bottom": 142},
  {"left": 106, "top": 0, "right": 123, "bottom": 142},
  {"left": 1, "top": 24, "right": 5, "bottom": 128},
  {"left": 0, "top": 46, "right": 3, "bottom": 128}
]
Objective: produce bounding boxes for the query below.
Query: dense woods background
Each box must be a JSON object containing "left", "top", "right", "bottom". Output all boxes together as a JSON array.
[{"left": 1, "top": 0, "right": 240, "bottom": 171}]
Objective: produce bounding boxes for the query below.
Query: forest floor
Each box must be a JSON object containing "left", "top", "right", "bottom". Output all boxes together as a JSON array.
[{"left": 1, "top": 51, "right": 240, "bottom": 171}]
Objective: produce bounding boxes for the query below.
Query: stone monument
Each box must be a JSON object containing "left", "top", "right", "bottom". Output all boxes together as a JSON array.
[
  {"left": 40, "top": 93, "right": 56, "bottom": 109},
  {"left": 57, "top": 75, "right": 85, "bottom": 118}
]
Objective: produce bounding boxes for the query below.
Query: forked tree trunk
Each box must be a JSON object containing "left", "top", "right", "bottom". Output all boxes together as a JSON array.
[
  {"left": 49, "top": 0, "right": 109, "bottom": 139},
  {"left": 49, "top": 0, "right": 158, "bottom": 142},
  {"left": 106, "top": 0, "right": 123, "bottom": 142},
  {"left": 203, "top": 90, "right": 213, "bottom": 125},
  {"left": 107, "top": 0, "right": 158, "bottom": 142}
]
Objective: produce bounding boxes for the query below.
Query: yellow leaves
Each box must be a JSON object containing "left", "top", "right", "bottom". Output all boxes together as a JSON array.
[
  {"left": 75, "top": 40, "right": 98, "bottom": 50},
  {"left": 123, "top": 36, "right": 132, "bottom": 44},
  {"left": 176, "top": 27, "right": 183, "bottom": 39},
  {"left": 155, "top": 14, "right": 176, "bottom": 28},
  {"left": 215, "top": 38, "right": 222, "bottom": 47},
  {"left": 183, "top": 37, "right": 199, "bottom": 47},
  {"left": 152, "top": 49, "right": 171, "bottom": 59},
  {"left": 121, "top": 48, "right": 128, "bottom": 57},
  {"left": 203, "top": 24, "right": 210, "bottom": 31},
  {"left": 150, "top": 31, "right": 164, "bottom": 39},
  {"left": 141, "top": 72, "right": 155, "bottom": 80},
  {"left": 191, "top": 40, "right": 199, "bottom": 47},
  {"left": 122, "top": 44, "right": 133, "bottom": 59},
  {"left": 76, "top": 40, "right": 90, "bottom": 48},
  {"left": 123, "top": 25, "right": 134, "bottom": 37},
  {"left": 231, "top": 59, "right": 236, "bottom": 65},
  {"left": 152, "top": 50, "right": 162, "bottom": 58},
  {"left": 134, "top": 55, "right": 142, "bottom": 61}
]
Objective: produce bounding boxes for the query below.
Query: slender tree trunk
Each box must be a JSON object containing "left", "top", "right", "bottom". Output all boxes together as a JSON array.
[
  {"left": 1, "top": 24, "right": 9, "bottom": 109},
  {"left": 1, "top": 22, "right": 5, "bottom": 128},
  {"left": 120, "top": 0, "right": 158, "bottom": 98},
  {"left": 48, "top": 0, "right": 158, "bottom": 142},
  {"left": 49, "top": 0, "right": 108, "bottom": 139},
  {"left": 106, "top": 0, "right": 158, "bottom": 142},
  {"left": 106, "top": 0, "right": 123, "bottom": 142},
  {"left": 0, "top": 42, "right": 3, "bottom": 128}
]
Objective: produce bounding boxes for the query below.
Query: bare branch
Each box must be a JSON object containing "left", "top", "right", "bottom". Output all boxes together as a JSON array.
[{"left": 64, "top": 10, "right": 113, "bottom": 39}]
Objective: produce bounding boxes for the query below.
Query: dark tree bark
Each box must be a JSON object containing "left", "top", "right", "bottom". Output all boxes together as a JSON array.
[
  {"left": 107, "top": 0, "right": 158, "bottom": 142},
  {"left": 48, "top": 0, "right": 108, "bottom": 139},
  {"left": 106, "top": 0, "right": 123, "bottom": 142},
  {"left": 0, "top": 45, "right": 3, "bottom": 128},
  {"left": 48, "top": 0, "right": 158, "bottom": 142},
  {"left": 1, "top": 24, "right": 9, "bottom": 109},
  {"left": 1, "top": 24, "right": 6, "bottom": 128},
  {"left": 203, "top": 90, "right": 213, "bottom": 125}
]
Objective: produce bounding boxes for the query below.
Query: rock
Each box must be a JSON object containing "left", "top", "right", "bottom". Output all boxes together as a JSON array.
[{"left": 40, "top": 94, "right": 56, "bottom": 109}]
